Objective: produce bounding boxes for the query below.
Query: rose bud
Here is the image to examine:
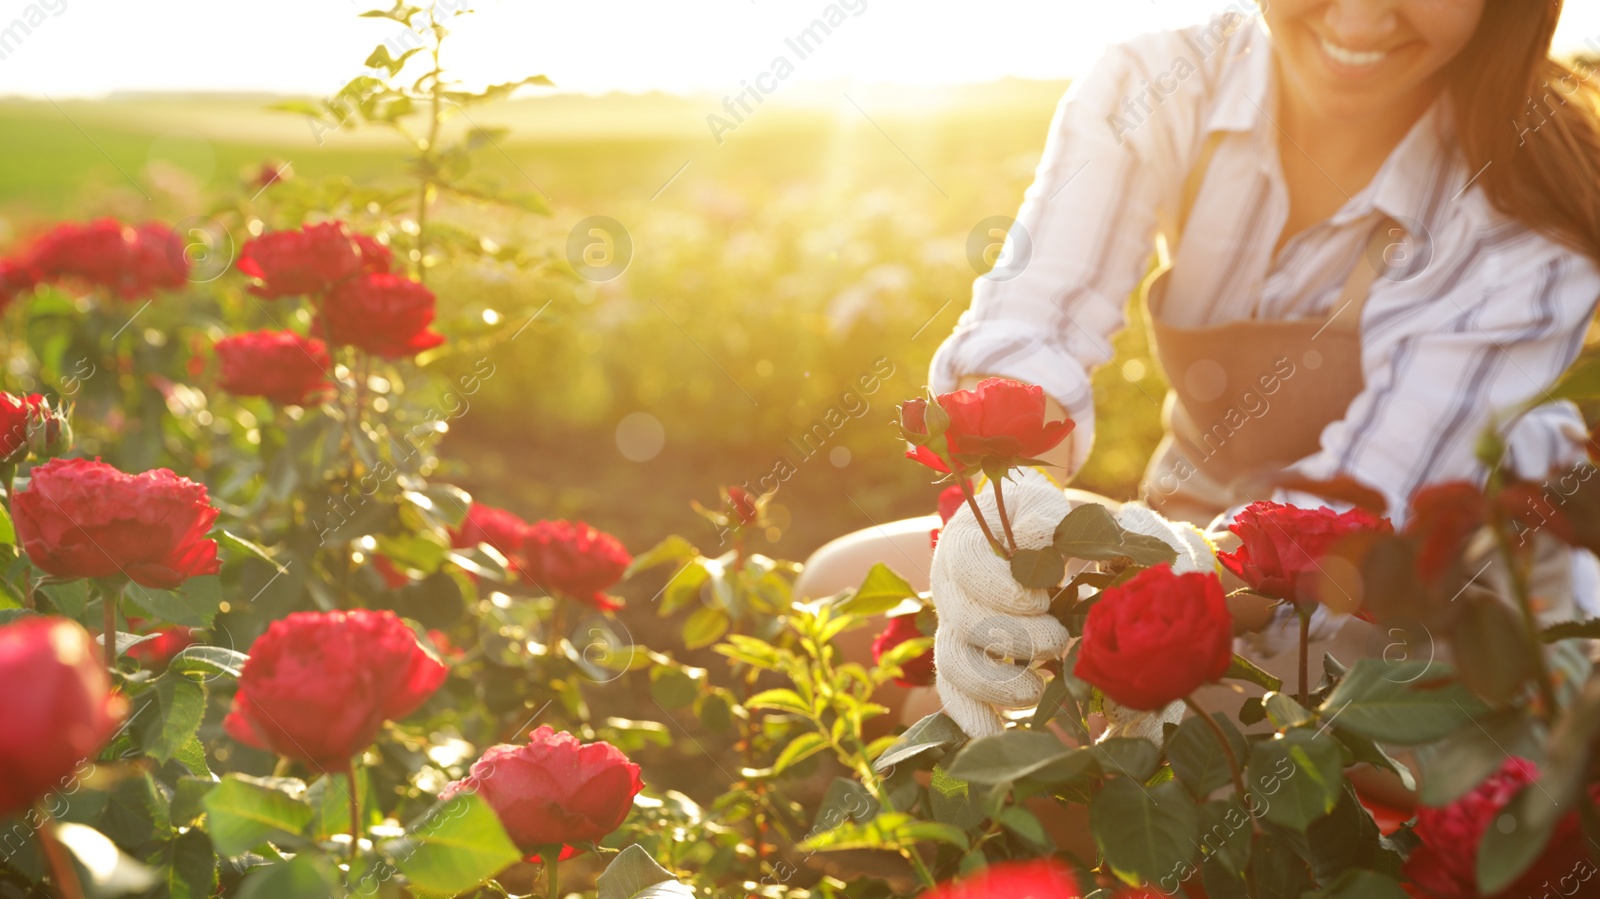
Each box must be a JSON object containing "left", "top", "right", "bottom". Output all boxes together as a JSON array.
[
  {"left": 237, "top": 222, "right": 363, "bottom": 299},
  {"left": 726, "top": 486, "right": 759, "bottom": 526},
  {"left": 0, "top": 392, "right": 47, "bottom": 463},
  {"left": 322, "top": 273, "right": 446, "bottom": 359},
  {"left": 12, "top": 458, "right": 220, "bottom": 589},
  {"left": 440, "top": 726, "right": 642, "bottom": 858},
  {"left": 0, "top": 617, "right": 128, "bottom": 817},
  {"left": 448, "top": 503, "right": 531, "bottom": 575},
  {"left": 125, "top": 626, "right": 198, "bottom": 671},
  {"left": 1074, "top": 565, "right": 1233, "bottom": 711},
  {"left": 24, "top": 398, "right": 72, "bottom": 461},
  {"left": 215, "top": 330, "right": 333, "bottom": 407},
  {"left": 521, "top": 520, "right": 631, "bottom": 610},
  {"left": 224, "top": 610, "right": 449, "bottom": 771},
  {"left": 352, "top": 233, "right": 393, "bottom": 275},
  {"left": 922, "top": 859, "right": 1083, "bottom": 898},
  {"left": 1405, "top": 757, "right": 1600, "bottom": 898},
  {"left": 1217, "top": 502, "right": 1392, "bottom": 606},
  {"left": 903, "top": 379, "right": 1073, "bottom": 474},
  {"left": 871, "top": 614, "right": 934, "bottom": 687}
]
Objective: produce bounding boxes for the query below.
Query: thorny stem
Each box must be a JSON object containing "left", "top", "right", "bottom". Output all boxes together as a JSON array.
[
  {"left": 1184, "top": 697, "right": 1260, "bottom": 899},
  {"left": 991, "top": 474, "right": 1018, "bottom": 554},
  {"left": 347, "top": 764, "right": 361, "bottom": 864},
  {"left": 1297, "top": 605, "right": 1312, "bottom": 708},
  {"left": 37, "top": 807, "right": 86, "bottom": 899},
  {"left": 545, "top": 851, "right": 560, "bottom": 899},
  {"left": 102, "top": 583, "right": 121, "bottom": 671},
  {"left": 955, "top": 475, "right": 1010, "bottom": 559}
]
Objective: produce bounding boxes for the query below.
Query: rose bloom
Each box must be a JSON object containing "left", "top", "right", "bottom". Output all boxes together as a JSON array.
[
  {"left": 449, "top": 503, "right": 531, "bottom": 570},
  {"left": 13, "top": 458, "right": 220, "bottom": 589},
  {"left": 871, "top": 614, "right": 934, "bottom": 687},
  {"left": 352, "top": 234, "right": 393, "bottom": 275},
  {"left": 237, "top": 222, "right": 363, "bottom": 299},
  {"left": 0, "top": 257, "right": 37, "bottom": 312},
  {"left": 0, "top": 392, "right": 47, "bottom": 462},
  {"left": 0, "top": 617, "right": 127, "bottom": 817},
  {"left": 902, "top": 378, "right": 1074, "bottom": 473},
  {"left": 26, "top": 219, "right": 186, "bottom": 300},
  {"left": 215, "top": 330, "right": 333, "bottom": 407},
  {"left": 521, "top": 520, "right": 631, "bottom": 610},
  {"left": 1075, "top": 565, "right": 1234, "bottom": 710},
  {"left": 224, "top": 610, "right": 449, "bottom": 771},
  {"left": 1217, "top": 502, "right": 1392, "bottom": 605},
  {"left": 126, "top": 626, "right": 198, "bottom": 671},
  {"left": 923, "top": 860, "right": 1084, "bottom": 898},
  {"left": 124, "top": 223, "right": 188, "bottom": 298},
  {"left": 1405, "top": 758, "right": 1600, "bottom": 898},
  {"left": 322, "top": 273, "right": 446, "bottom": 359},
  {"left": 440, "top": 726, "right": 642, "bottom": 857}
]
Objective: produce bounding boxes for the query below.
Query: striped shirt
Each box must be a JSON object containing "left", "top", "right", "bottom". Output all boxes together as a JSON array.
[{"left": 929, "top": 12, "right": 1600, "bottom": 522}]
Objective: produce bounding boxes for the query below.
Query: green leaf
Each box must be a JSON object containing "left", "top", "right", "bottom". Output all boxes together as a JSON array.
[
  {"left": 1450, "top": 591, "right": 1536, "bottom": 703},
  {"left": 0, "top": 502, "right": 13, "bottom": 546},
  {"left": 127, "top": 576, "right": 223, "bottom": 628},
  {"left": 1304, "top": 869, "right": 1410, "bottom": 899},
  {"left": 41, "top": 579, "right": 91, "bottom": 620},
  {"left": 1168, "top": 713, "right": 1247, "bottom": 799},
  {"left": 140, "top": 673, "right": 206, "bottom": 764},
  {"left": 714, "top": 634, "right": 782, "bottom": 670},
  {"left": 680, "top": 605, "right": 729, "bottom": 650},
  {"left": 1053, "top": 504, "right": 1178, "bottom": 566},
  {"left": 149, "top": 829, "right": 216, "bottom": 899},
  {"left": 943, "top": 730, "right": 1077, "bottom": 784},
  {"left": 215, "top": 530, "right": 287, "bottom": 574},
  {"left": 928, "top": 765, "right": 984, "bottom": 830},
  {"left": 998, "top": 805, "right": 1050, "bottom": 847},
  {"left": 1262, "top": 692, "right": 1312, "bottom": 730},
  {"left": 168, "top": 645, "right": 248, "bottom": 679},
  {"left": 771, "top": 732, "right": 829, "bottom": 775},
  {"left": 799, "top": 812, "right": 968, "bottom": 853},
  {"left": 1321, "top": 659, "right": 1488, "bottom": 745},
  {"left": 1551, "top": 349, "right": 1600, "bottom": 400},
  {"left": 381, "top": 793, "right": 521, "bottom": 896},
  {"left": 1092, "top": 737, "right": 1162, "bottom": 782},
  {"left": 1538, "top": 618, "right": 1600, "bottom": 642},
  {"left": 836, "top": 563, "right": 919, "bottom": 617},
  {"left": 233, "top": 853, "right": 338, "bottom": 899},
  {"left": 745, "top": 688, "right": 812, "bottom": 716},
  {"left": 201, "top": 774, "right": 314, "bottom": 857},
  {"left": 1091, "top": 779, "right": 1199, "bottom": 886},
  {"left": 54, "top": 822, "right": 157, "bottom": 895},
  {"left": 1246, "top": 731, "right": 1344, "bottom": 832},
  {"left": 596, "top": 844, "right": 694, "bottom": 899},
  {"left": 625, "top": 536, "right": 699, "bottom": 578},
  {"left": 1225, "top": 653, "right": 1284, "bottom": 692},
  {"left": 1010, "top": 547, "right": 1067, "bottom": 589},
  {"left": 872, "top": 712, "right": 966, "bottom": 773},
  {"left": 648, "top": 664, "right": 701, "bottom": 709},
  {"left": 1414, "top": 709, "right": 1539, "bottom": 806}
]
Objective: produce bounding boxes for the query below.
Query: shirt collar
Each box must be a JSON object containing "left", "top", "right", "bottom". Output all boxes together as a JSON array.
[{"left": 1202, "top": 16, "right": 1464, "bottom": 236}]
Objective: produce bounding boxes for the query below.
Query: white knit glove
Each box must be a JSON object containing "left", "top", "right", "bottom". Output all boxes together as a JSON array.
[{"left": 931, "top": 471, "right": 1220, "bottom": 741}]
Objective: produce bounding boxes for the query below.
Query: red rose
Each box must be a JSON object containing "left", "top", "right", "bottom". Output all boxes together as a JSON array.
[
  {"left": 237, "top": 222, "right": 363, "bottom": 299},
  {"left": 922, "top": 860, "right": 1083, "bottom": 898},
  {"left": 26, "top": 219, "right": 185, "bottom": 300},
  {"left": 871, "top": 614, "right": 934, "bottom": 687},
  {"left": 0, "top": 257, "right": 37, "bottom": 311},
  {"left": 1074, "top": 565, "right": 1233, "bottom": 710},
  {"left": 1404, "top": 758, "right": 1600, "bottom": 898},
  {"left": 902, "top": 378, "right": 1073, "bottom": 473},
  {"left": 440, "top": 726, "right": 642, "bottom": 856},
  {"left": 372, "top": 554, "right": 411, "bottom": 589},
  {"left": 322, "top": 273, "right": 446, "bottom": 359},
  {"left": 449, "top": 503, "right": 531, "bottom": 574},
  {"left": 0, "top": 617, "right": 128, "bottom": 817},
  {"left": 215, "top": 330, "right": 333, "bottom": 406},
  {"left": 353, "top": 234, "right": 393, "bottom": 275},
  {"left": 522, "top": 520, "right": 631, "bottom": 610},
  {"left": 13, "top": 458, "right": 220, "bottom": 589},
  {"left": 224, "top": 610, "right": 448, "bottom": 771},
  {"left": 125, "top": 223, "right": 188, "bottom": 298},
  {"left": 426, "top": 629, "right": 464, "bottom": 661},
  {"left": 727, "top": 486, "right": 759, "bottom": 525},
  {"left": 126, "top": 626, "right": 198, "bottom": 671},
  {"left": 0, "top": 392, "right": 47, "bottom": 463},
  {"left": 1217, "top": 502, "right": 1393, "bottom": 605}
]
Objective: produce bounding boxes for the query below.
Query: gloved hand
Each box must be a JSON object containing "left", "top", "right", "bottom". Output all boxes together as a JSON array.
[{"left": 930, "top": 471, "right": 1221, "bottom": 741}]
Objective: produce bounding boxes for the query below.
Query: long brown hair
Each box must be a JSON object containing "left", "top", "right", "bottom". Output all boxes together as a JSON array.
[{"left": 1447, "top": 0, "right": 1600, "bottom": 261}]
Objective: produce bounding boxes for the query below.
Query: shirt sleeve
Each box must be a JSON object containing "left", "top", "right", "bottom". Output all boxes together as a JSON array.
[
  {"left": 1286, "top": 243, "right": 1600, "bottom": 524},
  {"left": 927, "top": 29, "right": 1200, "bottom": 477}
]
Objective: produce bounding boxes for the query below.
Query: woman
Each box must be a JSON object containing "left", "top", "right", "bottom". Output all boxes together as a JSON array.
[{"left": 799, "top": 1, "right": 1600, "bottom": 731}]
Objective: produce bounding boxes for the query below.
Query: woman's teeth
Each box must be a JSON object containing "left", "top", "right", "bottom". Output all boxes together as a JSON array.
[{"left": 1320, "top": 36, "right": 1387, "bottom": 68}]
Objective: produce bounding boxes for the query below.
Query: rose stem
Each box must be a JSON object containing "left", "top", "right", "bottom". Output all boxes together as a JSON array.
[
  {"left": 954, "top": 476, "right": 1009, "bottom": 558},
  {"left": 991, "top": 474, "right": 1018, "bottom": 554},
  {"left": 546, "top": 852, "right": 559, "bottom": 899},
  {"left": 347, "top": 764, "right": 361, "bottom": 863},
  {"left": 1297, "top": 606, "right": 1311, "bottom": 708},
  {"left": 36, "top": 806, "right": 86, "bottom": 899},
  {"left": 1489, "top": 516, "right": 1561, "bottom": 721},
  {"left": 103, "top": 584, "right": 120, "bottom": 671}
]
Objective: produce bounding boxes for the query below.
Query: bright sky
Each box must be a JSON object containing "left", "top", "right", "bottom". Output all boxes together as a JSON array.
[{"left": 2, "top": 0, "right": 1599, "bottom": 99}]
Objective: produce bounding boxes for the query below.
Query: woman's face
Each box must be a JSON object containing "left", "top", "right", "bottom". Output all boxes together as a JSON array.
[{"left": 1264, "top": 0, "right": 1486, "bottom": 121}]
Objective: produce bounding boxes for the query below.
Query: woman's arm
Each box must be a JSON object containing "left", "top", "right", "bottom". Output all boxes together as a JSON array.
[{"left": 929, "top": 24, "right": 1218, "bottom": 480}]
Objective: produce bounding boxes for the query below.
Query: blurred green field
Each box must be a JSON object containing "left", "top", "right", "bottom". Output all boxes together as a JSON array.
[{"left": 0, "top": 84, "right": 1168, "bottom": 563}]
